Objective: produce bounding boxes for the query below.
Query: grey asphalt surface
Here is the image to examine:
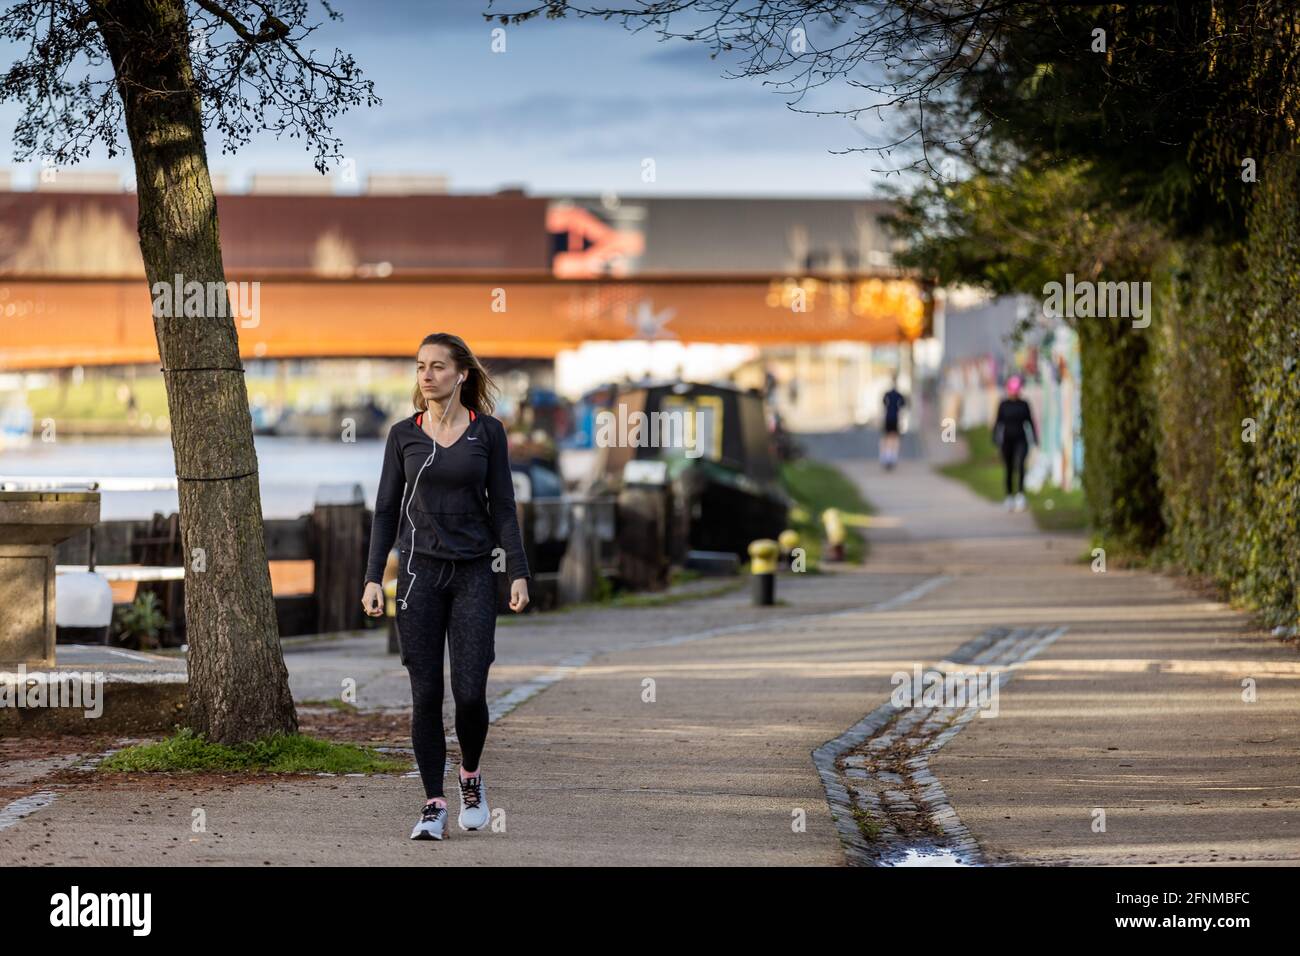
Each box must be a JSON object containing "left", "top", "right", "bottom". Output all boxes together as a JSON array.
[{"left": 2, "top": 447, "right": 1297, "bottom": 866}]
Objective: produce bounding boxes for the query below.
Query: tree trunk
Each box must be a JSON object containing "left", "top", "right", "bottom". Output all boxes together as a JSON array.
[{"left": 91, "top": 0, "right": 297, "bottom": 743}]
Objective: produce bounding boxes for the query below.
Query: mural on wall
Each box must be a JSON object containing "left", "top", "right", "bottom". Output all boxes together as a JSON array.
[{"left": 939, "top": 298, "right": 1083, "bottom": 493}]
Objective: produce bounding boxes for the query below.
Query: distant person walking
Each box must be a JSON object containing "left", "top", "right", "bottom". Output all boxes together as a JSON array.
[
  {"left": 993, "top": 375, "right": 1038, "bottom": 512},
  {"left": 880, "top": 377, "right": 907, "bottom": 470},
  {"left": 361, "top": 332, "right": 531, "bottom": 841}
]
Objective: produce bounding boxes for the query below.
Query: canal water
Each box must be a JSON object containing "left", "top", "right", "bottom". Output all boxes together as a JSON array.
[{"left": 0, "top": 436, "right": 388, "bottom": 519}]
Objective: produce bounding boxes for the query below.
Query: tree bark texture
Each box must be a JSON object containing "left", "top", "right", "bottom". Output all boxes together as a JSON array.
[{"left": 91, "top": 0, "right": 298, "bottom": 743}]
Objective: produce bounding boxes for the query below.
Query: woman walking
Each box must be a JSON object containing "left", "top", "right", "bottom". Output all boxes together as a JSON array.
[
  {"left": 361, "top": 333, "right": 531, "bottom": 840},
  {"left": 992, "top": 375, "right": 1038, "bottom": 513}
]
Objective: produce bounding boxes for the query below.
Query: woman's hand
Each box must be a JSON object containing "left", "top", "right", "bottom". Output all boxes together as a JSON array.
[
  {"left": 361, "top": 581, "right": 385, "bottom": 617},
  {"left": 509, "top": 577, "right": 530, "bottom": 613}
]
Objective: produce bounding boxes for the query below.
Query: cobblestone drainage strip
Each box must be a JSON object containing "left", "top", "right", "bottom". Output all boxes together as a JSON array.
[{"left": 813, "top": 624, "right": 1068, "bottom": 867}]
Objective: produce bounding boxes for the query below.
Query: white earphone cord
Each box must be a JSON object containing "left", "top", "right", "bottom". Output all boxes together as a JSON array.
[{"left": 398, "top": 375, "right": 465, "bottom": 610}]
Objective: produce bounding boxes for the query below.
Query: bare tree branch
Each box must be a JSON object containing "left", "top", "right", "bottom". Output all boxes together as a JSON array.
[{"left": 0, "top": 0, "right": 379, "bottom": 174}]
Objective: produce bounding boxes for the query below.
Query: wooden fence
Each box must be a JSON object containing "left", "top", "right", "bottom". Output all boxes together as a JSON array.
[{"left": 54, "top": 495, "right": 625, "bottom": 644}]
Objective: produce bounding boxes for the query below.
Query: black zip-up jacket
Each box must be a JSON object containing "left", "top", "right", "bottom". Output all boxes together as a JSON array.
[
  {"left": 364, "top": 408, "right": 531, "bottom": 586},
  {"left": 992, "top": 397, "right": 1037, "bottom": 448}
]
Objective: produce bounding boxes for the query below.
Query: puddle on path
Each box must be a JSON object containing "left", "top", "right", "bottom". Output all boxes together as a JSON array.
[{"left": 882, "top": 845, "right": 975, "bottom": 867}]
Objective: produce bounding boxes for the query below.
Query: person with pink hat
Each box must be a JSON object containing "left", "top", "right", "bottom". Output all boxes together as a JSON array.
[{"left": 992, "top": 375, "right": 1038, "bottom": 512}]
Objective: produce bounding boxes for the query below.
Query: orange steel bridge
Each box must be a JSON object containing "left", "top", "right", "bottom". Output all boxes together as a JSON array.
[{"left": 0, "top": 272, "right": 931, "bottom": 369}]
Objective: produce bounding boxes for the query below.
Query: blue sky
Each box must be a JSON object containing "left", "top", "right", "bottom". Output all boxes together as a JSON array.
[{"left": 0, "top": 0, "right": 906, "bottom": 197}]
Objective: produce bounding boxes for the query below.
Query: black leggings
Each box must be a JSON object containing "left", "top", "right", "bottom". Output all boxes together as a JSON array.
[
  {"left": 395, "top": 551, "right": 497, "bottom": 799},
  {"left": 1001, "top": 437, "right": 1028, "bottom": 495}
]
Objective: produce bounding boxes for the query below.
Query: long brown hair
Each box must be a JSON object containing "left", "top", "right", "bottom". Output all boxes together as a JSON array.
[{"left": 410, "top": 332, "right": 497, "bottom": 416}]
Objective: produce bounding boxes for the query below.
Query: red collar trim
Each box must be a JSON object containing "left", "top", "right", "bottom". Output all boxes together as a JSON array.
[{"left": 415, "top": 408, "right": 476, "bottom": 427}]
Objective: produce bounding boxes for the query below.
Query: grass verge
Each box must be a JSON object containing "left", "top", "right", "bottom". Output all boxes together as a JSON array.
[
  {"left": 780, "top": 458, "right": 873, "bottom": 565},
  {"left": 296, "top": 698, "right": 360, "bottom": 713},
  {"left": 98, "top": 726, "right": 411, "bottom": 774}
]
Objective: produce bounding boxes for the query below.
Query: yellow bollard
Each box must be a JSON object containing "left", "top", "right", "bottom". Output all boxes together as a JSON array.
[
  {"left": 383, "top": 577, "right": 401, "bottom": 656},
  {"left": 749, "top": 538, "right": 779, "bottom": 605},
  {"left": 778, "top": 529, "right": 800, "bottom": 569},
  {"left": 822, "top": 508, "right": 845, "bottom": 562}
]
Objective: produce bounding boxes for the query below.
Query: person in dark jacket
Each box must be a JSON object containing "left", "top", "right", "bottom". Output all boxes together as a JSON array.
[
  {"left": 992, "top": 375, "right": 1038, "bottom": 513},
  {"left": 880, "top": 376, "right": 907, "bottom": 470},
  {"left": 361, "top": 332, "right": 530, "bottom": 840}
]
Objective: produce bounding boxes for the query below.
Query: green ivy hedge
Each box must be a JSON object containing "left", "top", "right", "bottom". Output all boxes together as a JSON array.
[
  {"left": 1151, "top": 241, "right": 1251, "bottom": 591},
  {"left": 1078, "top": 313, "right": 1166, "bottom": 555},
  {"left": 1237, "top": 151, "right": 1300, "bottom": 627},
  {"left": 1143, "top": 152, "right": 1300, "bottom": 629}
]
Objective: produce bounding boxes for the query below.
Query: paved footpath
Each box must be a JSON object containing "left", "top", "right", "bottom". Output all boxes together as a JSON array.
[{"left": 2, "top": 456, "right": 1298, "bottom": 865}]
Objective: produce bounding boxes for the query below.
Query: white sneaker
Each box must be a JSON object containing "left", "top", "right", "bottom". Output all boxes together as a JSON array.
[
  {"left": 1003, "top": 495, "right": 1015, "bottom": 512},
  {"left": 410, "top": 800, "right": 447, "bottom": 840},
  {"left": 1014, "top": 493, "right": 1027, "bottom": 512},
  {"left": 457, "top": 771, "right": 490, "bottom": 831}
]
